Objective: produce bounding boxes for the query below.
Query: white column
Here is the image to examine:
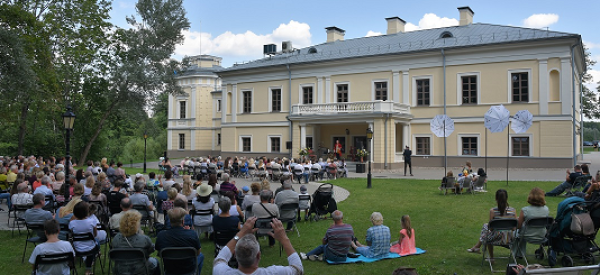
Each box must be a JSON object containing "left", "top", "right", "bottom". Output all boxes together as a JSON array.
[
  {"left": 325, "top": 76, "right": 331, "bottom": 103},
  {"left": 317, "top": 77, "right": 323, "bottom": 104},
  {"left": 300, "top": 124, "right": 306, "bottom": 148},
  {"left": 402, "top": 71, "right": 409, "bottom": 104},
  {"left": 561, "top": 57, "right": 572, "bottom": 115},
  {"left": 369, "top": 122, "right": 374, "bottom": 162},
  {"left": 393, "top": 72, "right": 400, "bottom": 102},
  {"left": 221, "top": 89, "right": 228, "bottom": 124},
  {"left": 190, "top": 129, "right": 195, "bottom": 150},
  {"left": 402, "top": 124, "right": 410, "bottom": 149},
  {"left": 232, "top": 84, "right": 238, "bottom": 122},
  {"left": 538, "top": 59, "right": 548, "bottom": 115},
  {"left": 167, "top": 94, "right": 174, "bottom": 151},
  {"left": 190, "top": 86, "right": 196, "bottom": 120}
]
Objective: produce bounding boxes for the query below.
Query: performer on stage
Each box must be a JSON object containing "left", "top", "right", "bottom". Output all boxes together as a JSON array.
[{"left": 334, "top": 140, "right": 343, "bottom": 159}]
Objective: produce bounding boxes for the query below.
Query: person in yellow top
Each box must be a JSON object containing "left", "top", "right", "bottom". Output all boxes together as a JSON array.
[
  {"left": 0, "top": 167, "right": 7, "bottom": 190},
  {"left": 7, "top": 165, "right": 17, "bottom": 183}
]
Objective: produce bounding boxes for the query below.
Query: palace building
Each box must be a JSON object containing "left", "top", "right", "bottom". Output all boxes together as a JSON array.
[{"left": 167, "top": 7, "right": 586, "bottom": 169}]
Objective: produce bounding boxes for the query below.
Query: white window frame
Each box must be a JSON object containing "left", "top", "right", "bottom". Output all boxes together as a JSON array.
[
  {"left": 299, "top": 84, "right": 315, "bottom": 104},
  {"left": 457, "top": 134, "right": 480, "bottom": 156},
  {"left": 239, "top": 135, "right": 253, "bottom": 152},
  {"left": 509, "top": 134, "right": 533, "bottom": 157},
  {"left": 268, "top": 86, "right": 283, "bottom": 112},
  {"left": 412, "top": 134, "right": 433, "bottom": 156},
  {"left": 456, "top": 72, "right": 480, "bottom": 106},
  {"left": 178, "top": 101, "right": 187, "bottom": 119},
  {"left": 371, "top": 79, "right": 389, "bottom": 101},
  {"left": 548, "top": 68, "right": 562, "bottom": 102},
  {"left": 412, "top": 75, "right": 433, "bottom": 107},
  {"left": 267, "top": 135, "right": 282, "bottom": 153},
  {"left": 334, "top": 81, "right": 351, "bottom": 103},
  {"left": 507, "top": 69, "right": 532, "bottom": 103},
  {"left": 240, "top": 89, "right": 254, "bottom": 114}
]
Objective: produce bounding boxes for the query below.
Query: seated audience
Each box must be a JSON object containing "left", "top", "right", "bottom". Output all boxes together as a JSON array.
[
  {"left": 28, "top": 219, "right": 75, "bottom": 275},
  {"left": 24, "top": 193, "right": 54, "bottom": 241},
  {"left": 109, "top": 197, "right": 133, "bottom": 231},
  {"left": 111, "top": 211, "right": 159, "bottom": 275},
  {"left": 69, "top": 201, "right": 100, "bottom": 275},
  {"left": 156, "top": 207, "right": 204, "bottom": 275},
  {"left": 512, "top": 187, "right": 549, "bottom": 258},
  {"left": 164, "top": 198, "right": 193, "bottom": 229},
  {"left": 213, "top": 217, "right": 303, "bottom": 275},
  {"left": 390, "top": 215, "right": 416, "bottom": 256},
  {"left": 130, "top": 182, "right": 155, "bottom": 222},
  {"left": 241, "top": 182, "right": 261, "bottom": 217},
  {"left": 219, "top": 191, "right": 244, "bottom": 220},
  {"left": 107, "top": 179, "right": 128, "bottom": 214},
  {"left": 352, "top": 212, "right": 391, "bottom": 258},
  {"left": 275, "top": 181, "right": 299, "bottom": 230},
  {"left": 213, "top": 197, "right": 241, "bottom": 233},
  {"left": 252, "top": 190, "right": 279, "bottom": 247},
  {"left": 546, "top": 165, "right": 583, "bottom": 196},
  {"left": 301, "top": 210, "right": 354, "bottom": 262},
  {"left": 191, "top": 183, "right": 215, "bottom": 238}
]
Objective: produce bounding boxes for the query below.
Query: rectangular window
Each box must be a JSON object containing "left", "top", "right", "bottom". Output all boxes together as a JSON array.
[
  {"left": 461, "top": 137, "right": 478, "bottom": 156},
  {"left": 179, "top": 101, "right": 186, "bottom": 118},
  {"left": 461, "top": 76, "right": 477, "bottom": 104},
  {"left": 374, "top": 82, "right": 387, "bottom": 101},
  {"left": 178, "top": 134, "right": 185, "bottom": 150},
  {"left": 243, "top": 91, "right": 252, "bottom": 113},
  {"left": 512, "top": 137, "right": 530, "bottom": 156},
  {"left": 415, "top": 137, "right": 430, "bottom": 155},
  {"left": 306, "top": 137, "right": 313, "bottom": 149},
  {"left": 416, "top": 79, "right": 430, "bottom": 106},
  {"left": 271, "top": 89, "right": 281, "bottom": 112},
  {"left": 216, "top": 100, "right": 221, "bottom": 112},
  {"left": 302, "top": 87, "right": 313, "bottom": 104},
  {"left": 242, "top": 137, "right": 251, "bottom": 152},
  {"left": 337, "top": 84, "right": 348, "bottom": 102},
  {"left": 217, "top": 133, "right": 221, "bottom": 145},
  {"left": 270, "top": 137, "right": 280, "bottom": 152},
  {"left": 512, "top": 72, "right": 529, "bottom": 102}
]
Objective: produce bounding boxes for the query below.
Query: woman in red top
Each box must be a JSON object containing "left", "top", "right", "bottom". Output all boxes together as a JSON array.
[{"left": 334, "top": 140, "right": 342, "bottom": 159}]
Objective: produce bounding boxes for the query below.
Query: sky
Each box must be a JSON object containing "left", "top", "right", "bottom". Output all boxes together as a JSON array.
[{"left": 110, "top": 0, "right": 600, "bottom": 92}]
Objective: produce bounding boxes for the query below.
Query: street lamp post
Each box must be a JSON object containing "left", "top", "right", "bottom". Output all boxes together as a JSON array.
[
  {"left": 62, "top": 106, "right": 76, "bottom": 201},
  {"left": 143, "top": 131, "right": 148, "bottom": 173},
  {"left": 366, "top": 127, "right": 373, "bottom": 189}
]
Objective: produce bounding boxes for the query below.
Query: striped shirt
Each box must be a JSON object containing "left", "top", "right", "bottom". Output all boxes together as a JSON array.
[
  {"left": 324, "top": 223, "right": 354, "bottom": 256},
  {"left": 492, "top": 207, "right": 516, "bottom": 219}
]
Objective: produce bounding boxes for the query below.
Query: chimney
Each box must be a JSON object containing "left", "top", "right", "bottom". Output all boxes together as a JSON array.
[
  {"left": 326, "top": 27, "right": 345, "bottom": 43},
  {"left": 458, "top": 6, "right": 474, "bottom": 26},
  {"left": 386, "top": 17, "right": 406, "bottom": 34}
]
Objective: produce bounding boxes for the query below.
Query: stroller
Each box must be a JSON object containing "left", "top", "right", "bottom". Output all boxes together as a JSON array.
[
  {"left": 308, "top": 183, "right": 337, "bottom": 221},
  {"left": 546, "top": 196, "right": 600, "bottom": 267}
]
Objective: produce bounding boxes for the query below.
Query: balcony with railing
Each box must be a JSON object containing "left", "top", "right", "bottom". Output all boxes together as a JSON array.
[{"left": 290, "top": 101, "right": 411, "bottom": 118}]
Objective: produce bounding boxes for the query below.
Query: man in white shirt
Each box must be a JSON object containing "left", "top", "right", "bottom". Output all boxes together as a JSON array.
[{"left": 29, "top": 219, "right": 75, "bottom": 275}]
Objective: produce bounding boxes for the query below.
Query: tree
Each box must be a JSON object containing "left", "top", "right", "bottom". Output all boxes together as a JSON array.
[
  {"left": 76, "top": 0, "right": 190, "bottom": 165},
  {"left": 582, "top": 45, "right": 599, "bottom": 120}
]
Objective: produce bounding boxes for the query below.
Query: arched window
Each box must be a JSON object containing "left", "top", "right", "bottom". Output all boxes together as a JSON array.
[
  {"left": 549, "top": 70, "right": 560, "bottom": 101},
  {"left": 308, "top": 47, "right": 318, "bottom": 54},
  {"left": 439, "top": 31, "right": 454, "bottom": 38}
]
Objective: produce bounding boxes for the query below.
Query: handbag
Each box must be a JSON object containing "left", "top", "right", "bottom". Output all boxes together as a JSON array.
[{"left": 571, "top": 212, "right": 594, "bottom": 235}]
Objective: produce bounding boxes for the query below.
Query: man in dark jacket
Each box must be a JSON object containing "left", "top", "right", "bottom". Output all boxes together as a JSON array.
[{"left": 403, "top": 146, "right": 413, "bottom": 176}]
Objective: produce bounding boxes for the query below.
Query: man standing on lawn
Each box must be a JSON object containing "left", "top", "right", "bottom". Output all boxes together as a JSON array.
[
  {"left": 403, "top": 146, "right": 413, "bottom": 176},
  {"left": 301, "top": 210, "right": 354, "bottom": 262}
]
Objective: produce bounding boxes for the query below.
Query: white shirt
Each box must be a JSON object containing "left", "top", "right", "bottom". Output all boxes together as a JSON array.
[{"left": 213, "top": 246, "right": 303, "bottom": 275}]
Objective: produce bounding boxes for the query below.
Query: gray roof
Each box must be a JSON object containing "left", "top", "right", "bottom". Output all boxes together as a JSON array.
[
  {"left": 220, "top": 23, "right": 579, "bottom": 72},
  {"left": 178, "top": 64, "right": 223, "bottom": 77}
]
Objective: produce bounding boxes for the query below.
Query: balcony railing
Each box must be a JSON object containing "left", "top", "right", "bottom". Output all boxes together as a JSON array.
[{"left": 291, "top": 101, "right": 410, "bottom": 116}]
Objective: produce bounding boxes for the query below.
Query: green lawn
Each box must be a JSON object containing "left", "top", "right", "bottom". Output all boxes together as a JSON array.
[{"left": 2, "top": 178, "right": 591, "bottom": 274}]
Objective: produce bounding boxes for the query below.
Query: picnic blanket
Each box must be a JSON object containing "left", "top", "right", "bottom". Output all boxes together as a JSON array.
[{"left": 326, "top": 248, "right": 426, "bottom": 264}]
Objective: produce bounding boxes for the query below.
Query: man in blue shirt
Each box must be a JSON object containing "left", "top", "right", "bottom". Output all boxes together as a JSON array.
[
  {"left": 156, "top": 207, "right": 204, "bottom": 275},
  {"left": 546, "top": 165, "right": 583, "bottom": 196}
]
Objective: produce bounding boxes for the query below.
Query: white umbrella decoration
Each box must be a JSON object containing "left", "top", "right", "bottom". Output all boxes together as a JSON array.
[
  {"left": 511, "top": 110, "right": 533, "bottom": 134},
  {"left": 484, "top": 105, "right": 511, "bottom": 185},
  {"left": 430, "top": 115, "right": 455, "bottom": 175}
]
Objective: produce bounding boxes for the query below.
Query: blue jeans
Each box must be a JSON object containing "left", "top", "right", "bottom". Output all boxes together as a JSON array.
[
  {"left": 197, "top": 253, "right": 204, "bottom": 275},
  {"left": 303, "top": 172, "right": 310, "bottom": 183},
  {"left": 0, "top": 193, "right": 10, "bottom": 209},
  {"left": 546, "top": 181, "right": 571, "bottom": 196},
  {"left": 306, "top": 244, "right": 347, "bottom": 262}
]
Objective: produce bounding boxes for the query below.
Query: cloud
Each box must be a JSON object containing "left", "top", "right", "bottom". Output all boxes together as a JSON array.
[
  {"left": 117, "top": 1, "right": 135, "bottom": 9},
  {"left": 366, "top": 31, "right": 382, "bottom": 37},
  {"left": 588, "top": 70, "right": 600, "bottom": 84},
  {"left": 584, "top": 41, "right": 600, "bottom": 50},
  {"left": 405, "top": 13, "right": 459, "bottom": 32},
  {"left": 522, "top": 14, "right": 559, "bottom": 28},
  {"left": 174, "top": 20, "right": 311, "bottom": 63}
]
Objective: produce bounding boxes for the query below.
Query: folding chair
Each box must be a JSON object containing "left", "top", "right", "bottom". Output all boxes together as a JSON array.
[
  {"left": 473, "top": 176, "right": 488, "bottom": 193},
  {"left": 159, "top": 247, "right": 198, "bottom": 275},
  {"left": 266, "top": 166, "right": 273, "bottom": 180},
  {"left": 190, "top": 208, "right": 213, "bottom": 237},
  {"left": 481, "top": 218, "right": 518, "bottom": 273},
  {"left": 440, "top": 176, "right": 456, "bottom": 195},
  {"left": 298, "top": 194, "right": 311, "bottom": 221},
  {"left": 244, "top": 205, "right": 253, "bottom": 221},
  {"left": 326, "top": 166, "right": 337, "bottom": 180},
  {"left": 567, "top": 175, "right": 592, "bottom": 196},
  {"left": 271, "top": 166, "right": 282, "bottom": 182},
  {"left": 512, "top": 217, "right": 554, "bottom": 266},
  {"left": 34, "top": 252, "right": 77, "bottom": 275},
  {"left": 10, "top": 204, "right": 32, "bottom": 236},
  {"left": 132, "top": 204, "right": 154, "bottom": 234},
  {"left": 214, "top": 229, "right": 239, "bottom": 256},
  {"left": 279, "top": 203, "right": 300, "bottom": 237},
  {"left": 109, "top": 248, "right": 149, "bottom": 275},
  {"left": 310, "top": 166, "right": 321, "bottom": 181},
  {"left": 293, "top": 166, "right": 303, "bottom": 184},
  {"left": 247, "top": 166, "right": 256, "bottom": 181},
  {"left": 70, "top": 232, "right": 104, "bottom": 274},
  {"left": 43, "top": 194, "right": 56, "bottom": 214},
  {"left": 462, "top": 176, "right": 474, "bottom": 195},
  {"left": 21, "top": 222, "right": 45, "bottom": 263}
]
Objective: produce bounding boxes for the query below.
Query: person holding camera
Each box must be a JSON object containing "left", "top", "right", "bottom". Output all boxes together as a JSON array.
[{"left": 213, "top": 216, "right": 303, "bottom": 275}]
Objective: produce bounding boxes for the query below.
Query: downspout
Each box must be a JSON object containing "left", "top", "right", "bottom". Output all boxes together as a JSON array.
[
  {"left": 441, "top": 49, "right": 447, "bottom": 173},
  {"left": 384, "top": 113, "right": 389, "bottom": 169},
  {"left": 580, "top": 72, "right": 584, "bottom": 158},
  {"left": 571, "top": 44, "right": 578, "bottom": 166},
  {"left": 287, "top": 64, "right": 293, "bottom": 159}
]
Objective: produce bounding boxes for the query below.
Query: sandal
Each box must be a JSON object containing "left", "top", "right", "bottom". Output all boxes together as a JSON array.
[{"left": 467, "top": 247, "right": 480, "bottom": 253}]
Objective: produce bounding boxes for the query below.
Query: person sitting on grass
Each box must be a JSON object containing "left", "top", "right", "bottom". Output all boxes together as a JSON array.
[
  {"left": 28, "top": 219, "right": 74, "bottom": 275},
  {"left": 352, "top": 212, "right": 391, "bottom": 258},
  {"left": 213, "top": 217, "right": 303, "bottom": 275},
  {"left": 545, "top": 165, "right": 582, "bottom": 196},
  {"left": 390, "top": 215, "right": 416, "bottom": 256},
  {"left": 301, "top": 210, "right": 354, "bottom": 262},
  {"left": 467, "top": 189, "right": 516, "bottom": 262}
]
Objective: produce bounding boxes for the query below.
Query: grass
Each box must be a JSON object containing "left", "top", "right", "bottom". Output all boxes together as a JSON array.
[{"left": 1, "top": 178, "right": 593, "bottom": 274}]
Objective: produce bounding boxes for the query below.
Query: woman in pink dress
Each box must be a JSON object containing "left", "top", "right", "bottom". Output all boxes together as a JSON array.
[{"left": 390, "top": 215, "right": 416, "bottom": 256}]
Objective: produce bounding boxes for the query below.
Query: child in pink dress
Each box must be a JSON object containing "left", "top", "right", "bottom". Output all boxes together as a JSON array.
[{"left": 390, "top": 215, "right": 416, "bottom": 256}]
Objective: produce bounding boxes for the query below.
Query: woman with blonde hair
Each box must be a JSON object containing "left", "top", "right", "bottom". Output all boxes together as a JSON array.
[
  {"left": 97, "top": 172, "right": 110, "bottom": 191},
  {"left": 352, "top": 212, "right": 391, "bottom": 258},
  {"left": 83, "top": 175, "right": 95, "bottom": 197},
  {"left": 111, "top": 211, "right": 158, "bottom": 275},
  {"left": 512, "top": 187, "right": 549, "bottom": 258},
  {"left": 181, "top": 175, "right": 196, "bottom": 201}
]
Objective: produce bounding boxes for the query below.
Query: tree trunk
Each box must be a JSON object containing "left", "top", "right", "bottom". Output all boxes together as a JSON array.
[
  {"left": 17, "top": 100, "right": 30, "bottom": 156},
  {"left": 78, "top": 101, "right": 117, "bottom": 166}
]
